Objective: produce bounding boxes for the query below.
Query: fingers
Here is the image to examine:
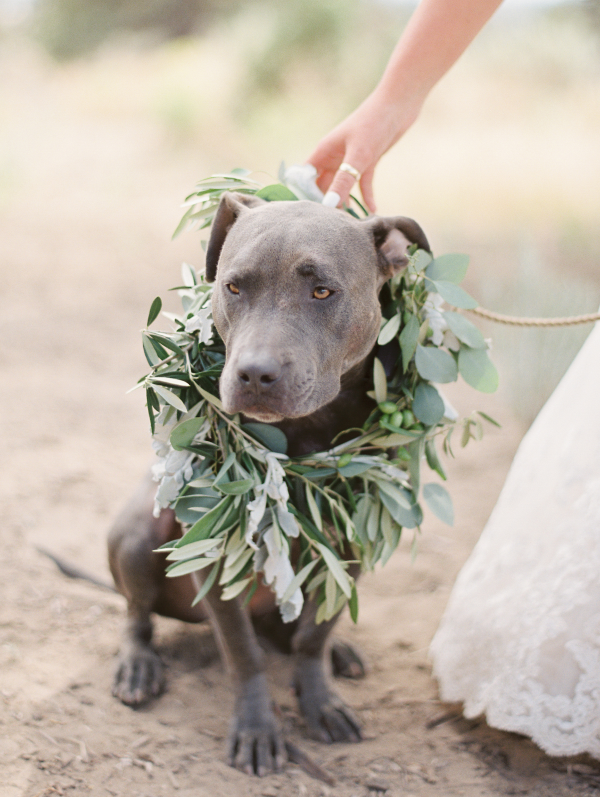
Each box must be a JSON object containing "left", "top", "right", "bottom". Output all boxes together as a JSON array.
[{"left": 310, "top": 158, "right": 377, "bottom": 213}]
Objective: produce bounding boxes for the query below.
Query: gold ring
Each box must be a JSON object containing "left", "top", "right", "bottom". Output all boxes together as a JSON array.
[{"left": 339, "top": 162, "right": 361, "bottom": 181}]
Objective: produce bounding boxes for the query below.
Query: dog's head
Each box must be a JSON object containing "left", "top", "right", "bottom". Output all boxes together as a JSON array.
[{"left": 205, "top": 192, "right": 429, "bottom": 422}]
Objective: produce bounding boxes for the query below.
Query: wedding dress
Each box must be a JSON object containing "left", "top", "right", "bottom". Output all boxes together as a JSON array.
[{"left": 430, "top": 319, "right": 600, "bottom": 758}]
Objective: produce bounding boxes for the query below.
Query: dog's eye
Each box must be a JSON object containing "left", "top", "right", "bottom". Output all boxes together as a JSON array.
[
  {"left": 313, "top": 287, "right": 332, "bottom": 300},
  {"left": 226, "top": 283, "right": 240, "bottom": 295}
]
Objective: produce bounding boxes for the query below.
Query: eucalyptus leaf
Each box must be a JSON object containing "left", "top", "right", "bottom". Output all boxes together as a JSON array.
[
  {"left": 423, "top": 483, "right": 454, "bottom": 525},
  {"left": 399, "top": 314, "right": 420, "bottom": 371},
  {"left": 242, "top": 423, "right": 288, "bottom": 454},
  {"left": 412, "top": 382, "right": 445, "bottom": 425},
  {"left": 425, "top": 253, "right": 469, "bottom": 284},
  {"left": 415, "top": 345, "right": 458, "bottom": 384},
  {"left": 427, "top": 280, "right": 478, "bottom": 310},
  {"left": 443, "top": 311, "right": 486, "bottom": 349},
  {"left": 458, "top": 346, "right": 499, "bottom": 393}
]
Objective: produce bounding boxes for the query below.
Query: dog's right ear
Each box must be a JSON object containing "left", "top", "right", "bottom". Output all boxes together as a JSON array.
[{"left": 205, "top": 192, "right": 266, "bottom": 282}]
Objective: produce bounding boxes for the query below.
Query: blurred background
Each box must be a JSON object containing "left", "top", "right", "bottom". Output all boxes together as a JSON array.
[{"left": 1, "top": 0, "right": 599, "bottom": 555}]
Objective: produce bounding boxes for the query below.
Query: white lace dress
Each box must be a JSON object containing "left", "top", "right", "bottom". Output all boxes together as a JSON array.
[{"left": 430, "top": 320, "right": 600, "bottom": 758}]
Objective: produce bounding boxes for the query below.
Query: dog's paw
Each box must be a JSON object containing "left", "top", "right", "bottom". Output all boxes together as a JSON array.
[
  {"left": 330, "top": 639, "right": 366, "bottom": 680},
  {"left": 112, "top": 643, "right": 165, "bottom": 706},
  {"left": 227, "top": 674, "right": 286, "bottom": 776},
  {"left": 294, "top": 659, "right": 362, "bottom": 743}
]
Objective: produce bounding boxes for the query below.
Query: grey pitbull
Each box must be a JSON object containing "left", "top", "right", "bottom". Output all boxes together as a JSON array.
[{"left": 108, "top": 193, "right": 429, "bottom": 775}]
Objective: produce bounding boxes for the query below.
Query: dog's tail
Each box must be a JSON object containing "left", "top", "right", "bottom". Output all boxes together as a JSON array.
[{"left": 36, "top": 546, "right": 117, "bottom": 592}]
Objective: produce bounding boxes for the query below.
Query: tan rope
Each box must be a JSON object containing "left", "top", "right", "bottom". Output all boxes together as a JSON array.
[{"left": 466, "top": 306, "right": 600, "bottom": 327}]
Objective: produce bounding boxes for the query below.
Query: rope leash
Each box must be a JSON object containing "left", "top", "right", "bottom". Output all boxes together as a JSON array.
[{"left": 466, "top": 307, "right": 600, "bottom": 327}]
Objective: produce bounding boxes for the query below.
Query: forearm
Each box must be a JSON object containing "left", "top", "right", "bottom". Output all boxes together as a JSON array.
[{"left": 376, "top": 0, "right": 505, "bottom": 107}]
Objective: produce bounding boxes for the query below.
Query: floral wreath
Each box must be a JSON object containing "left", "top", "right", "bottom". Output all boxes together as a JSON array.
[{"left": 134, "top": 165, "right": 498, "bottom": 624}]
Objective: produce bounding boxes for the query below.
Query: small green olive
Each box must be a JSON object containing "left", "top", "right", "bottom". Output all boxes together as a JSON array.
[
  {"left": 337, "top": 452, "right": 353, "bottom": 468},
  {"left": 403, "top": 410, "right": 416, "bottom": 427},
  {"left": 390, "top": 411, "right": 404, "bottom": 428},
  {"left": 379, "top": 401, "right": 397, "bottom": 415}
]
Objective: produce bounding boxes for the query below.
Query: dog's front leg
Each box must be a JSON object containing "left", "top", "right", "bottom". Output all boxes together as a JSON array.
[
  {"left": 193, "top": 569, "right": 286, "bottom": 775},
  {"left": 291, "top": 563, "right": 362, "bottom": 744}
]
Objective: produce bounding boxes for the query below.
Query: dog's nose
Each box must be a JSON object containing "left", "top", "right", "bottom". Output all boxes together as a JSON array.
[{"left": 236, "top": 352, "right": 283, "bottom": 391}]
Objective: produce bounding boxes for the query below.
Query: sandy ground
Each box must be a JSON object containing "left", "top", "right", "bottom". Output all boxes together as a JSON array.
[{"left": 2, "top": 31, "right": 600, "bottom": 797}]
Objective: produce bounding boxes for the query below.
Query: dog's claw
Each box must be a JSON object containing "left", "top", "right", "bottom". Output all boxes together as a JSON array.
[
  {"left": 330, "top": 640, "right": 366, "bottom": 680},
  {"left": 227, "top": 674, "right": 287, "bottom": 776},
  {"left": 112, "top": 644, "right": 165, "bottom": 706},
  {"left": 294, "top": 658, "right": 362, "bottom": 744}
]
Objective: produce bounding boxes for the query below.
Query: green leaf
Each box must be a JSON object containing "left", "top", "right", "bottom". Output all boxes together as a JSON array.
[
  {"left": 191, "top": 560, "right": 220, "bottom": 605},
  {"left": 242, "top": 423, "right": 288, "bottom": 454},
  {"left": 305, "top": 484, "right": 322, "bottom": 532},
  {"left": 148, "top": 332, "right": 186, "bottom": 357},
  {"left": 147, "top": 296, "right": 162, "bottom": 327},
  {"left": 478, "top": 410, "right": 501, "bottom": 428},
  {"left": 375, "top": 479, "right": 412, "bottom": 510},
  {"left": 423, "top": 483, "right": 454, "bottom": 525},
  {"left": 216, "top": 479, "right": 254, "bottom": 495},
  {"left": 349, "top": 582, "right": 359, "bottom": 623},
  {"left": 337, "top": 461, "right": 374, "bottom": 478},
  {"left": 458, "top": 346, "right": 499, "bottom": 393},
  {"left": 379, "top": 491, "right": 418, "bottom": 529},
  {"left": 425, "top": 438, "right": 447, "bottom": 480},
  {"left": 142, "top": 332, "right": 161, "bottom": 366},
  {"left": 152, "top": 377, "right": 190, "bottom": 388},
  {"left": 377, "top": 313, "right": 401, "bottom": 346},
  {"left": 196, "top": 386, "right": 223, "bottom": 410},
  {"left": 166, "top": 538, "right": 222, "bottom": 560},
  {"left": 166, "top": 556, "right": 219, "bottom": 578},
  {"left": 280, "top": 559, "right": 318, "bottom": 604},
  {"left": 373, "top": 357, "right": 387, "bottom": 403},
  {"left": 255, "top": 183, "right": 298, "bottom": 202},
  {"left": 317, "top": 544, "right": 352, "bottom": 598},
  {"left": 176, "top": 497, "right": 232, "bottom": 547},
  {"left": 221, "top": 577, "right": 252, "bottom": 601},
  {"left": 153, "top": 384, "right": 188, "bottom": 412},
  {"left": 399, "top": 315, "right": 420, "bottom": 371},
  {"left": 425, "top": 253, "right": 469, "bottom": 284},
  {"left": 412, "top": 382, "right": 445, "bottom": 425},
  {"left": 427, "top": 280, "right": 478, "bottom": 310},
  {"left": 170, "top": 417, "right": 206, "bottom": 451},
  {"left": 443, "top": 311, "right": 486, "bottom": 349},
  {"left": 415, "top": 345, "right": 458, "bottom": 384}
]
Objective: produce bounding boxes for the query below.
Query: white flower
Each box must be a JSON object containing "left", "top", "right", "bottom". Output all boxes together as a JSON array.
[
  {"left": 260, "top": 525, "right": 304, "bottom": 622},
  {"left": 152, "top": 448, "right": 195, "bottom": 516},
  {"left": 245, "top": 452, "right": 299, "bottom": 546},
  {"left": 150, "top": 406, "right": 207, "bottom": 517},
  {"left": 184, "top": 301, "right": 213, "bottom": 345},
  {"left": 279, "top": 163, "right": 324, "bottom": 203},
  {"left": 423, "top": 293, "right": 447, "bottom": 346}
]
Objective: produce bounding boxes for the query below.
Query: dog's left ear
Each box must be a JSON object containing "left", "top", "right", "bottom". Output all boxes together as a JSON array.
[
  {"left": 205, "top": 192, "right": 266, "bottom": 282},
  {"left": 363, "top": 216, "right": 431, "bottom": 282}
]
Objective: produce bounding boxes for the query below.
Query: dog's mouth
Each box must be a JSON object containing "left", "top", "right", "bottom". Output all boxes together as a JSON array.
[{"left": 241, "top": 406, "right": 285, "bottom": 423}]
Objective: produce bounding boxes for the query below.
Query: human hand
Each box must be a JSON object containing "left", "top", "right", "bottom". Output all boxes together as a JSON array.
[{"left": 306, "top": 89, "right": 422, "bottom": 213}]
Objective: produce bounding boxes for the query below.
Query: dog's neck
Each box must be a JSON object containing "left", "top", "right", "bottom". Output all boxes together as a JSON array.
[{"left": 273, "top": 354, "right": 377, "bottom": 458}]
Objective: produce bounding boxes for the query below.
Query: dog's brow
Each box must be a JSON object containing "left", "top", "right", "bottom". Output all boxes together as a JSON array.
[{"left": 296, "top": 262, "right": 326, "bottom": 280}]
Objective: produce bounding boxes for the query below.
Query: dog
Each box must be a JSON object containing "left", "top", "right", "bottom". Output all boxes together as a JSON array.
[{"left": 108, "top": 192, "right": 430, "bottom": 775}]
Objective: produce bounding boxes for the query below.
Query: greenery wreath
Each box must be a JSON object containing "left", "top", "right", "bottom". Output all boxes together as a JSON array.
[{"left": 135, "top": 166, "right": 499, "bottom": 625}]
